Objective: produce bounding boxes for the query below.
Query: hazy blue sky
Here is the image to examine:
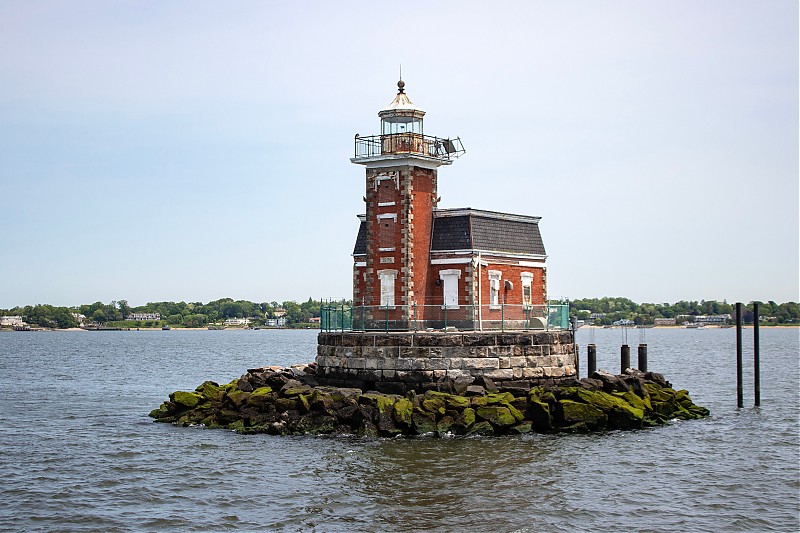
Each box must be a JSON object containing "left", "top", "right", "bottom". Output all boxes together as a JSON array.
[{"left": 1, "top": 1, "right": 797, "bottom": 308}]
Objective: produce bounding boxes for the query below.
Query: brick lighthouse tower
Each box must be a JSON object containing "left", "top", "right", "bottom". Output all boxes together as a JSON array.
[{"left": 351, "top": 79, "right": 464, "bottom": 328}]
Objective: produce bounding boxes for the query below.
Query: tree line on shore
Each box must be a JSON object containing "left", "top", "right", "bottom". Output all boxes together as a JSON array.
[
  {"left": 558, "top": 297, "right": 799, "bottom": 325},
  {"left": 0, "top": 298, "right": 324, "bottom": 329},
  {"left": 1, "top": 297, "right": 797, "bottom": 330}
]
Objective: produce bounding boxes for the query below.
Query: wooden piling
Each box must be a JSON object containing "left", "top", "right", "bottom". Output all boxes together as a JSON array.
[
  {"left": 754, "top": 302, "right": 760, "bottom": 407},
  {"left": 587, "top": 344, "right": 597, "bottom": 375},
  {"left": 736, "top": 302, "right": 743, "bottom": 409},
  {"left": 638, "top": 343, "right": 648, "bottom": 372},
  {"left": 621, "top": 344, "right": 630, "bottom": 374}
]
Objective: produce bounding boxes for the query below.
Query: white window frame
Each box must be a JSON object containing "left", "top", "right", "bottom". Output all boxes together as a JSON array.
[
  {"left": 488, "top": 270, "right": 502, "bottom": 309},
  {"left": 377, "top": 269, "right": 397, "bottom": 308},
  {"left": 521, "top": 271, "right": 533, "bottom": 308},
  {"left": 439, "top": 269, "right": 462, "bottom": 309}
]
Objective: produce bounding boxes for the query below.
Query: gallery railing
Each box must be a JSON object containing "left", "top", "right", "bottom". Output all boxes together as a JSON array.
[
  {"left": 320, "top": 303, "right": 570, "bottom": 333},
  {"left": 353, "top": 134, "right": 465, "bottom": 163}
]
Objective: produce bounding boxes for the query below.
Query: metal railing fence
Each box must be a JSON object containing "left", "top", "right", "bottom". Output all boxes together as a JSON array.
[
  {"left": 353, "top": 134, "right": 465, "bottom": 162},
  {"left": 320, "top": 303, "right": 570, "bottom": 333}
]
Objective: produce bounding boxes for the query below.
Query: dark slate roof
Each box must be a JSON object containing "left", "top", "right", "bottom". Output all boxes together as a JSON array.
[
  {"left": 429, "top": 214, "right": 471, "bottom": 251},
  {"left": 352, "top": 208, "right": 546, "bottom": 257},
  {"left": 431, "top": 208, "right": 546, "bottom": 256},
  {"left": 353, "top": 220, "right": 366, "bottom": 255}
]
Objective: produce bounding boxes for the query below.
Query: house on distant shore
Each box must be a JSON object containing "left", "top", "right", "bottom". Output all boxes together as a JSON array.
[
  {"left": 127, "top": 313, "right": 161, "bottom": 321},
  {"left": 654, "top": 317, "right": 676, "bottom": 326},
  {"left": 265, "top": 317, "right": 287, "bottom": 327},
  {"left": 0, "top": 315, "right": 24, "bottom": 328},
  {"left": 224, "top": 317, "right": 250, "bottom": 327},
  {"left": 694, "top": 314, "right": 731, "bottom": 324}
]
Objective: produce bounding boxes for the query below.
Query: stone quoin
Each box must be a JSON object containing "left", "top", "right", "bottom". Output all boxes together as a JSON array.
[{"left": 315, "top": 80, "right": 577, "bottom": 392}]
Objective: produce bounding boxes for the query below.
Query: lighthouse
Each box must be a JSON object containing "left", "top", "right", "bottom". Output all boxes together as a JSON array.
[
  {"left": 316, "top": 80, "right": 574, "bottom": 393},
  {"left": 351, "top": 80, "right": 549, "bottom": 331},
  {"left": 351, "top": 79, "right": 465, "bottom": 329}
]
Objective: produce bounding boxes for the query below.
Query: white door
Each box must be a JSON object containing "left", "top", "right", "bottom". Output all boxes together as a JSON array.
[{"left": 442, "top": 273, "right": 459, "bottom": 309}]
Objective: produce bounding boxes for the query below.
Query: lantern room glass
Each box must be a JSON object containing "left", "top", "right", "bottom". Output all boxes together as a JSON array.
[{"left": 381, "top": 116, "right": 423, "bottom": 136}]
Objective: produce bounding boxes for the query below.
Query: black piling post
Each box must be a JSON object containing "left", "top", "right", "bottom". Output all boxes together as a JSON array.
[
  {"left": 587, "top": 344, "right": 597, "bottom": 376},
  {"left": 638, "top": 343, "right": 648, "bottom": 372},
  {"left": 620, "top": 344, "right": 630, "bottom": 374},
  {"left": 736, "top": 302, "right": 743, "bottom": 409},
  {"left": 754, "top": 302, "right": 760, "bottom": 407}
]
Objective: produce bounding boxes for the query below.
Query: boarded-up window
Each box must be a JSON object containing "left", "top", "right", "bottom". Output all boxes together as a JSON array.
[
  {"left": 521, "top": 272, "right": 533, "bottom": 307},
  {"left": 377, "top": 175, "right": 396, "bottom": 203},
  {"left": 488, "top": 270, "right": 502, "bottom": 308},
  {"left": 377, "top": 214, "right": 397, "bottom": 250},
  {"left": 378, "top": 269, "right": 396, "bottom": 308}
]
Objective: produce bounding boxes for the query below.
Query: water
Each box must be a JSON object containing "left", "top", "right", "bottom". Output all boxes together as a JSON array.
[{"left": 0, "top": 328, "right": 797, "bottom": 531}]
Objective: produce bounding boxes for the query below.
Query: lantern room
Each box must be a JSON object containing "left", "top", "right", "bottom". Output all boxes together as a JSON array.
[{"left": 379, "top": 80, "right": 425, "bottom": 135}]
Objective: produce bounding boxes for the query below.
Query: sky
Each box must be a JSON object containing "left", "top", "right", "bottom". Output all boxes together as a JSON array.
[{"left": 0, "top": 1, "right": 797, "bottom": 308}]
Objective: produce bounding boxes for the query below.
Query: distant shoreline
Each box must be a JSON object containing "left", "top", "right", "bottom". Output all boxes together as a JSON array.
[{"left": 1, "top": 325, "right": 796, "bottom": 332}]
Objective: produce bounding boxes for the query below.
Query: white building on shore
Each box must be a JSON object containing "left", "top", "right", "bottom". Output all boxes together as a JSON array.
[
  {"left": 223, "top": 317, "right": 250, "bottom": 327},
  {"left": 0, "top": 316, "right": 24, "bottom": 327},
  {"left": 127, "top": 313, "right": 162, "bottom": 321}
]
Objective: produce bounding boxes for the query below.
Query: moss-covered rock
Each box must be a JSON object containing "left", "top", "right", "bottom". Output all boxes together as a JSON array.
[
  {"left": 476, "top": 406, "right": 517, "bottom": 427},
  {"left": 360, "top": 393, "right": 397, "bottom": 414},
  {"left": 509, "top": 421, "right": 533, "bottom": 434},
  {"left": 467, "top": 420, "right": 494, "bottom": 436},
  {"left": 527, "top": 399, "right": 552, "bottom": 431},
  {"left": 421, "top": 397, "right": 446, "bottom": 416},
  {"left": 296, "top": 393, "right": 311, "bottom": 414},
  {"left": 423, "top": 391, "right": 470, "bottom": 409},
  {"left": 412, "top": 411, "right": 437, "bottom": 435},
  {"left": 195, "top": 381, "right": 222, "bottom": 401},
  {"left": 573, "top": 388, "right": 643, "bottom": 428},
  {"left": 170, "top": 391, "right": 203, "bottom": 409},
  {"left": 274, "top": 397, "right": 297, "bottom": 412},
  {"left": 437, "top": 415, "right": 455, "bottom": 436},
  {"left": 559, "top": 399, "right": 607, "bottom": 430},
  {"left": 149, "top": 403, "right": 171, "bottom": 419},
  {"left": 250, "top": 386, "right": 273, "bottom": 398},
  {"left": 226, "top": 389, "right": 250, "bottom": 408},
  {"left": 486, "top": 392, "right": 516, "bottom": 405},
  {"left": 150, "top": 366, "right": 709, "bottom": 438},
  {"left": 393, "top": 398, "right": 414, "bottom": 427}
]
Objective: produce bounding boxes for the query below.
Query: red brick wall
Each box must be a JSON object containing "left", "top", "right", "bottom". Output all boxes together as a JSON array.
[
  {"left": 475, "top": 262, "right": 546, "bottom": 321},
  {"left": 408, "top": 168, "right": 436, "bottom": 316},
  {"left": 358, "top": 166, "right": 439, "bottom": 314}
]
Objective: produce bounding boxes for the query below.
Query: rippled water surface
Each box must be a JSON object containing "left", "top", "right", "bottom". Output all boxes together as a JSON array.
[{"left": 0, "top": 328, "right": 797, "bottom": 531}]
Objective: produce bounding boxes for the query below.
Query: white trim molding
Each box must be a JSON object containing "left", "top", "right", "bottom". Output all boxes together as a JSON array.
[
  {"left": 519, "top": 261, "right": 547, "bottom": 268},
  {"left": 430, "top": 258, "right": 472, "bottom": 265},
  {"left": 439, "top": 268, "right": 462, "bottom": 279}
]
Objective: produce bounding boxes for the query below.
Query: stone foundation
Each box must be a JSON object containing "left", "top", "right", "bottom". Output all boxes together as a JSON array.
[{"left": 316, "top": 331, "right": 576, "bottom": 393}]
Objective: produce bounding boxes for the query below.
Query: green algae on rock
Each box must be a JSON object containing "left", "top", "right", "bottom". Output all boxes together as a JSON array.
[{"left": 149, "top": 364, "right": 710, "bottom": 437}]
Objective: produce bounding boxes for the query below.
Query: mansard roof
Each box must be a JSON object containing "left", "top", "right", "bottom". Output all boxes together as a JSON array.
[
  {"left": 352, "top": 215, "right": 367, "bottom": 256},
  {"left": 352, "top": 208, "right": 546, "bottom": 257},
  {"left": 431, "top": 208, "right": 546, "bottom": 256}
]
